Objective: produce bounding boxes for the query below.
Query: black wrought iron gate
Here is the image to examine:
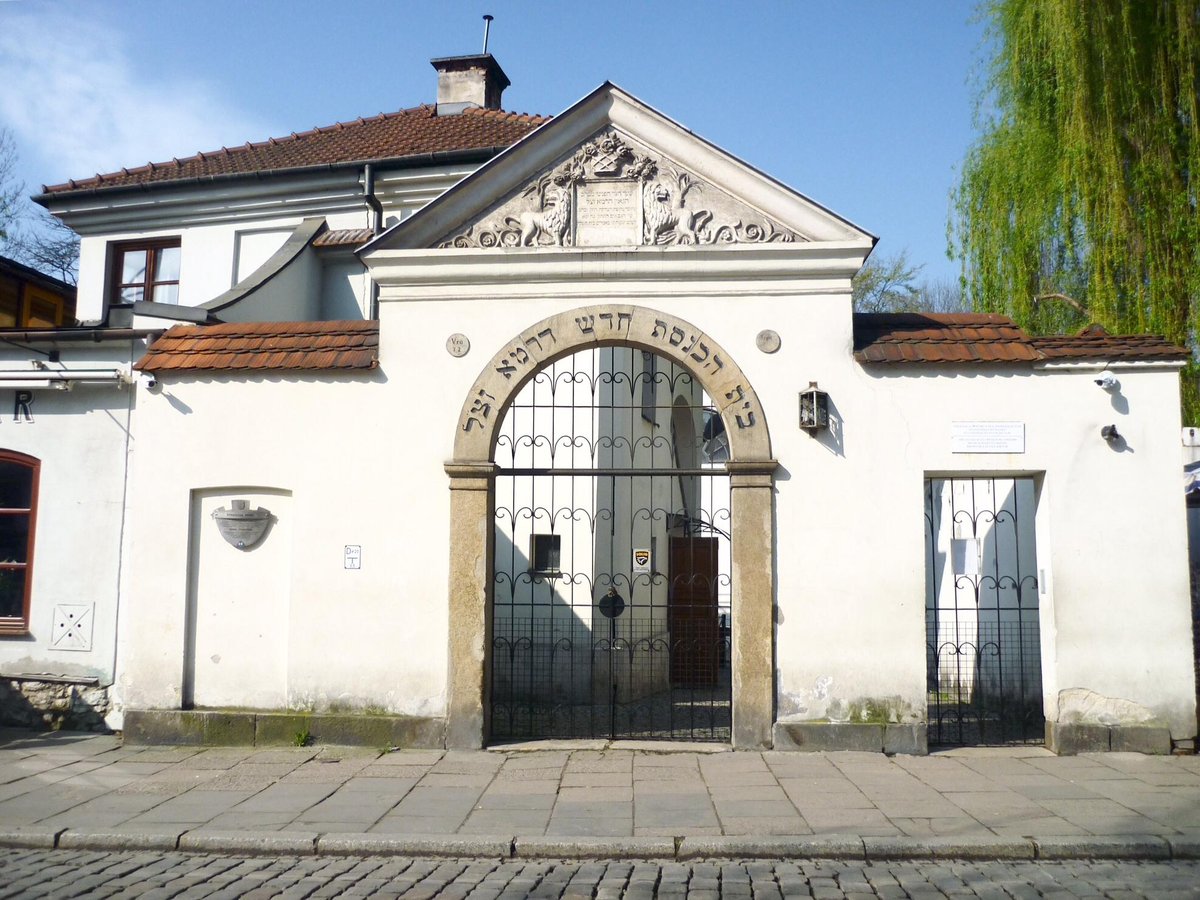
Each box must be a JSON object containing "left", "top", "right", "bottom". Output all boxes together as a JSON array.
[
  {"left": 489, "top": 346, "right": 732, "bottom": 742},
  {"left": 925, "top": 476, "right": 1044, "bottom": 746}
]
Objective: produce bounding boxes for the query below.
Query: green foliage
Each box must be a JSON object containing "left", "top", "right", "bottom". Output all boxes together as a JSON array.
[
  {"left": 852, "top": 250, "right": 923, "bottom": 313},
  {"left": 293, "top": 728, "right": 312, "bottom": 747},
  {"left": 853, "top": 251, "right": 966, "bottom": 315},
  {"left": 953, "top": 0, "right": 1200, "bottom": 419}
]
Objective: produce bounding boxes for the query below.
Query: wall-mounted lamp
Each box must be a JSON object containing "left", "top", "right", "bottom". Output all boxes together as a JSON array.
[
  {"left": 1101, "top": 424, "right": 1121, "bottom": 443},
  {"left": 799, "top": 382, "right": 830, "bottom": 435}
]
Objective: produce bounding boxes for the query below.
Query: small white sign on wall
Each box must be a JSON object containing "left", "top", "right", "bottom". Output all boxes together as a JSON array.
[
  {"left": 51, "top": 604, "right": 94, "bottom": 651},
  {"left": 344, "top": 545, "right": 362, "bottom": 570},
  {"left": 632, "top": 548, "right": 652, "bottom": 574},
  {"left": 951, "top": 421, "right": 1025, "bottom": 454}
]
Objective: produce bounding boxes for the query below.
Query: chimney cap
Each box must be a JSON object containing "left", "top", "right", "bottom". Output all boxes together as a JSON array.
[
  {"left": 431, "top": 53, "right": 510, "bottom": 114},
  {"left": 430, "top": 54, "right": 511, "bottom": 91}
]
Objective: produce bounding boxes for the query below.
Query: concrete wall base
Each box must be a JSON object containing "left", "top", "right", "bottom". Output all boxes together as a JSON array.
[
  {"left": 1, "top": 676, "right": 112, "bottom": 733},
  {"left": 1046, "top": 721, "right": 1173, "bottom": 755},
  {"left": 772, "top": 721, "right": 928, "bottom": 754},
  {"left": 122, "top": 709, "right": 445, "bottom": 748}
]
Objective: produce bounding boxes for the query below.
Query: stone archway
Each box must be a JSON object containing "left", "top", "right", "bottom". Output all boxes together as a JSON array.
[{"left": 444, "top": 304, "right": 777, "bottom": 749}]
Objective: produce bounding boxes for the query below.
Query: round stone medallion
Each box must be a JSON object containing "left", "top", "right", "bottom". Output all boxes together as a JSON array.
[
  {"left": 446, "top": 333, "right": 471, "bottom": 357},
  {"left": 756, "top": 329, "right": 781, "bottom": 354}
]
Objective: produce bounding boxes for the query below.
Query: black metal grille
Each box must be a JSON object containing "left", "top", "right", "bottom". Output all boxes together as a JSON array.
[
  {"left": 490, "top": 347, "right": 732, "bottom": 742},
  {"left": 925, "top": 477, "right": 1044, "bottom": 746}
]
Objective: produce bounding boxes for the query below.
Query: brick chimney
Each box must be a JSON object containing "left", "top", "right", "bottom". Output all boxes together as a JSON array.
[{"left": 431, "top": 54, "right": 510, "bottom": 115}]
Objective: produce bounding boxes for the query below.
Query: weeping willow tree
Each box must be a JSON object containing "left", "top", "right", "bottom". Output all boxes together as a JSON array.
[{"left": 953, "top": 0, "right": 1200, "bottom": 418}]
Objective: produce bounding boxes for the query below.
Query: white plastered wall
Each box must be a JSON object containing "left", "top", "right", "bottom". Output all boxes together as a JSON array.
[
  {"left": 0, "top": 344, "right": 140, "bottom": 694},
  {"left": 116, "top": 371, "right": 451, "bottom": 716},
  {"left": 363, "top": 241, "right": 1194, "bottom": 740},
  {"left": 113, "top": 269, "right": 1196, "bottom": 739}
]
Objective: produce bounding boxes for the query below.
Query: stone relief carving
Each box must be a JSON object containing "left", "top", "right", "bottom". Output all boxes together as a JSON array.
[{"left": 438, "top": 130, "right": 800, "bottom": 249}]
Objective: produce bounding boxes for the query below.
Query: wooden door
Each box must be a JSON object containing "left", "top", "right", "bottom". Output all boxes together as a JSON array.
[{"left": 668, "top": 536, "right": 720, "bottom": 686}]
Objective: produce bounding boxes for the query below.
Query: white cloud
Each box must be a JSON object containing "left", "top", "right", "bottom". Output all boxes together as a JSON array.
[{"left": 0, "top": 5, "right": 272, "bottom": 186}]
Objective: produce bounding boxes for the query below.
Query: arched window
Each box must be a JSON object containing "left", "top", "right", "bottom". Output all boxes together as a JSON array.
[{"left": 0, "top": 451, "right": 39, "bottom": 635}]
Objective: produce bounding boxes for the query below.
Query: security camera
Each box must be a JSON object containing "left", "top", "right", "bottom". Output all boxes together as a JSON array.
[
  {"left": 1094, "top": 371, "right": 1120, "bottom": 392},
  {"left": 137, "top": 372, "right": 158, "bottom": 391},
  {"left": 1101, "top": 424, "right": 1121, "bottom": 442}
]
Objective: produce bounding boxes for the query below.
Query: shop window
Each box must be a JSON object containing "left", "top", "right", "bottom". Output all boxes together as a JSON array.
[
  {"left": 112, "top": 239, "right": 181, "bottom": 305},
  {"left": 0, "top": 451, "right": 39, "bottom": 636}
]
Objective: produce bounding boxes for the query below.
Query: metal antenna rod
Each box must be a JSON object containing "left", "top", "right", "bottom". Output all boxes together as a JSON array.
[{"left": 482, "top": 14, "right": 493, "bottom": 54}]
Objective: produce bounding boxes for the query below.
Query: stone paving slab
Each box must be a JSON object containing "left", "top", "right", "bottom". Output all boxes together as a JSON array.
[{"left": 4, "top": 728, "right": 1200, "bottom": 862}]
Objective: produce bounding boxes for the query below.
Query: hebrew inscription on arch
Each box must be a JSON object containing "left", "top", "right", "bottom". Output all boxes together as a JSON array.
[
  {"left": 438, "top": 130, "right": 801, "bottom": 250},
  {"left": 458, "top": 307, "right": 761, "bottom": 439}
]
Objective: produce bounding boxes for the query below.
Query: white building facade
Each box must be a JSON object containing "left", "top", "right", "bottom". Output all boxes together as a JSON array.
[{"left": 1, "top": 57, "right": 1192, "bottom": 754}]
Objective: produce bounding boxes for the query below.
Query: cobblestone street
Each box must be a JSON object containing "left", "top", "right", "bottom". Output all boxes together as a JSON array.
[{"left": 3, "top": 849, "right": 1200, "bottom": 899}]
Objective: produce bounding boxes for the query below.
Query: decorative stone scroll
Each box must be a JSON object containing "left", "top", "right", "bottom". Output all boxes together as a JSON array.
[{"left": 438, "top": 130, "right": 801, "bottom": 250}]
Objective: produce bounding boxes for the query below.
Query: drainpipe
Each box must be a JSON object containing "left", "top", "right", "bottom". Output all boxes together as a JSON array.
[{"left": 363, "top": 164, "right": 384, "bottom": 320}]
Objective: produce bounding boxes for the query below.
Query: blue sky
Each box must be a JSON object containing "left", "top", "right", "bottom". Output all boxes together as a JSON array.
[{"left": 0, "top": 0, "right": 985, "bottom": 283}]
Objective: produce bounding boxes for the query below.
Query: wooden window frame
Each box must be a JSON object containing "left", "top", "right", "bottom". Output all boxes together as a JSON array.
[
  {"left": 0, "top": 450, "right": 39, "bottom": 637},
  {"left": 109, "top": 238, "right": 181, "bottom": 306}
]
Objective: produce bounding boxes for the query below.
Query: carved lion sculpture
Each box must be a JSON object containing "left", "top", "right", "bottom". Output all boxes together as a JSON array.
[
  {"left": 519, "top": 181, "right": 571, "bottom": 246},
  {"left": 643, "top": 171, "right": 711, "bottom": 245}
]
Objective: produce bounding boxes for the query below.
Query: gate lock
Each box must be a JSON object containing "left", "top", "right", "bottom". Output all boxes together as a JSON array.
[{"left": 598, "top": 587, "right": 625, "bottom": 619}]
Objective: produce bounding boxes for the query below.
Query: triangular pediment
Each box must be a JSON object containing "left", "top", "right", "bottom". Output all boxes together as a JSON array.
[{"left": 363, "top": 84, "right": 874, "bottom": 253}]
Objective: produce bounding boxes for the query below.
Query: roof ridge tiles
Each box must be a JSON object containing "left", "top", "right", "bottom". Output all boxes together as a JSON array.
[{"left": 42, "top": 101, "right": 546, "bottom": 195}]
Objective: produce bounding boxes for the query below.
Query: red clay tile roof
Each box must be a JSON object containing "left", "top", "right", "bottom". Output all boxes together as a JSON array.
[
  {"left": 853, "top": 313, "right": 1043, "bottom": 364},
  {"left": 853, "top": 313, "right": 1188, "bottom": 364},
  {"left": 135, "top": 321, "right": 378, "bottom": 373},
  {"left": 42, "top": 105, "right": 548, "bottom": 195},
  {"left": 312, "top": 228, "right": 375, "bottom": 248},
  {"left": 1029, "top": 333, "right": 1189, "bottom": 362}
]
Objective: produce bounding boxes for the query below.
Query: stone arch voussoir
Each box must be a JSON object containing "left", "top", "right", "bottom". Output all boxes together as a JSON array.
[{"left": 451, "top": 304, "right": 772, "bottom": 465}]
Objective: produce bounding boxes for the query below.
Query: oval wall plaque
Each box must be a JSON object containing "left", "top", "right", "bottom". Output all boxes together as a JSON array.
[{"left": 212, "top": 499, "right": 271, "bottom": 550}]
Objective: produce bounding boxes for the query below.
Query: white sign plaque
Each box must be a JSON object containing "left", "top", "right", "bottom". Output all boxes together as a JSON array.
[
  {"left": 575, "top": 181, "right": 641, "bottom": 247},
  {"left": 632, "top": 548, "right": 652, "bottom": 574},
  {"left": 344, "top": 545, "right": 362, "bottom": 570},
  {"left": 951, "top": 421, "right": 1025, "bottom": 454}
]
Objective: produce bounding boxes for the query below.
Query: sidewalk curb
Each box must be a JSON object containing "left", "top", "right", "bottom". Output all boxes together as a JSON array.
[
  {"left": 58, "top": 828, "right": 185, "bottom": 852},
  {"left": 514, "top": 836, "right": 676, "bottom": 859},
  {"left": 1033, "top": 835, "right": 1172, "bottom": 861},
  {"left": 178, "top": 830, "right": 319, "bottom": 856},
  {"left": 0, "top": 828, "right": 1194, "bottom": 861},
  {"left": 863, "top": 836, "right": 1035, "bottom": 860},
  {"left": 0, "top": 827, "right": 63, "bottom": 849},
  {"left": 677, "top": 836, "right": 865, "bottom": 860},
  {"left": 318, "top": 833, "right": 511, "bottom": 858}
]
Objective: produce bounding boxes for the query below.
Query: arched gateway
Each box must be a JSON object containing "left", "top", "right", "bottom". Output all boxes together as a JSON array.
[{"left": 444, "top": 304, "right": 777, "bottom": 748}]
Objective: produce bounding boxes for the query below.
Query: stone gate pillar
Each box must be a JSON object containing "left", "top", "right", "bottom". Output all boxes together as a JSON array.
[
  {"left": 444, "top": 461, "right": 496, "bottom": 749},
  {"left": 727, "top": 459, "right": 778, "bottom": 749}
]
